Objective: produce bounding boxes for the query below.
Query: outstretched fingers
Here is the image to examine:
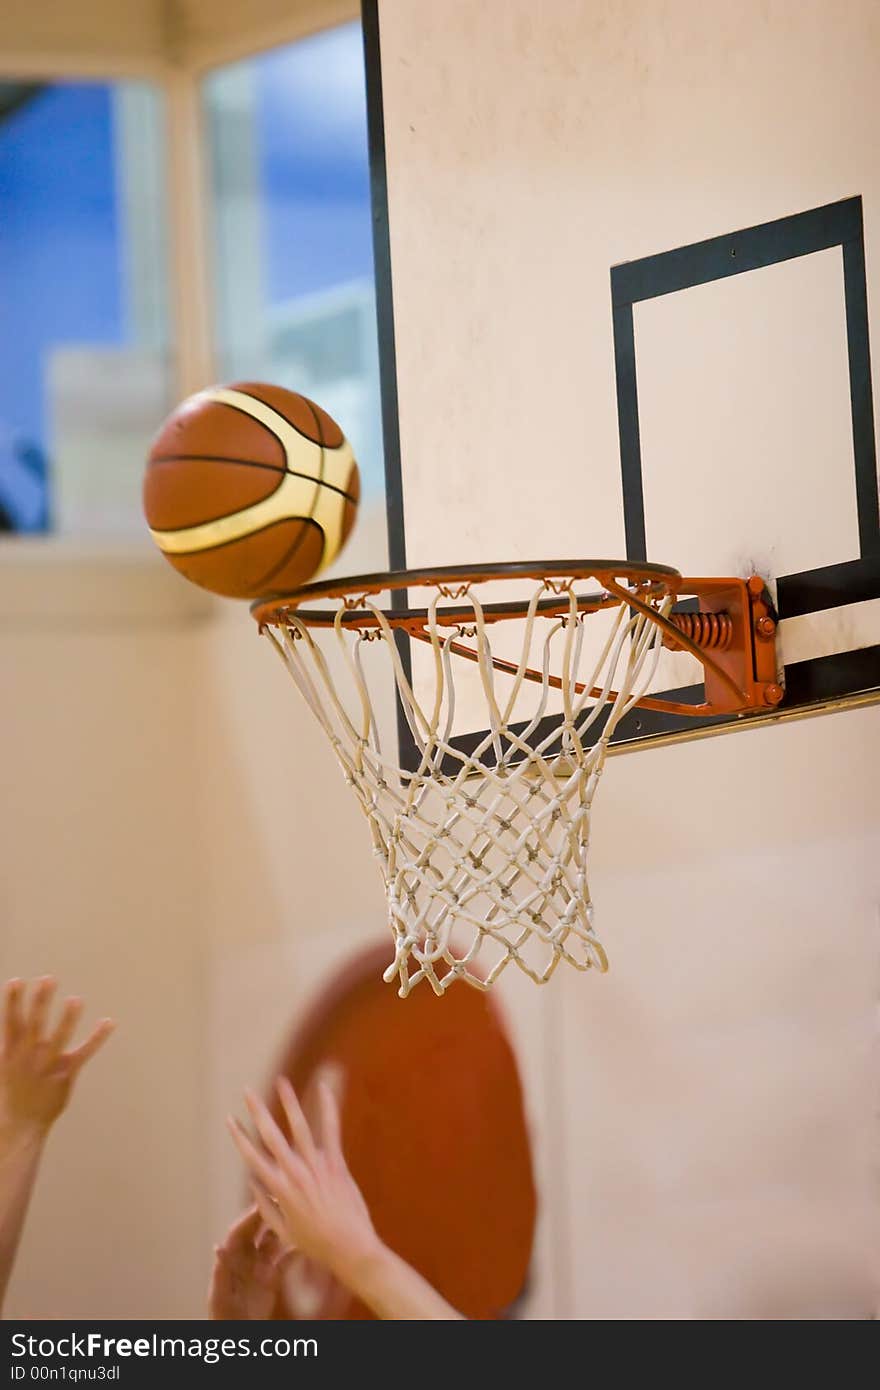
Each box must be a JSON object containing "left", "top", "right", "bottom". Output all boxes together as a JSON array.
[
  {"left": 276, "top": 1077, "right": 318, "bottom": 1165},
  {"left": 315, "top": 1080, "right": 344, "bottom": 1162},
  {"left": 250, "top": 1183, "right": 289, "bottom": 1248},
  {"left": 46, "top": 996, "right": 84, "bottom": 1056},
  {"left": 243, "top": 1091, "right": 307, "bottom": 1176},
  {"left": 255, "top": 1221, "right": 294, "bottom": 1273},
  {"left": 3, "top": 979, "right": 25, "bottom": 1050},
  {"left": 258, "top": 1228, "right": 289, "bottom": 1260},
  {"left": 227, "top": 1115, "right": 303, "bottom": 1199},
  {"left": 222, "top": 1205, "right": 263, "bottom": 1252},
  {"left": 26, "top": 977, "right": 57, "bottom": 1043},
  {"left": 65, "top": 1018, "right": 115, "bottom": 1071}
]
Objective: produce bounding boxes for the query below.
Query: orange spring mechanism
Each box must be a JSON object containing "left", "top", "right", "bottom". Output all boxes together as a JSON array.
[{"left": 664, "top": 611, "right": 733, "bottom": 652}]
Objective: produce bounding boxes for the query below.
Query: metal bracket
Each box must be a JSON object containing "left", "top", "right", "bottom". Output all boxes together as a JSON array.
[{"left": 667, "top": 575, "right": 783, "bottom": 715}]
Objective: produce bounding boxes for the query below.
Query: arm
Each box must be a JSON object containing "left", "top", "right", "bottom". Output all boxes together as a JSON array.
[
  {"left": 229, "top": 1078, "right": 464, "bottom": 1321},
  {"left": 0, "top": 1126, "right": 43, "bottom": 1314},
  {"left": 0, "top": 977, "right": 114, "bottom": 1315},
  {"left": 334, "top": 1240, "right": 465, "bottom": 1322}
]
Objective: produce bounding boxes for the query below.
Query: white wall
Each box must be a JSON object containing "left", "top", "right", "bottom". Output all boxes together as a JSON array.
[
  {"left": 192, "top": 592, "right": 394, "bottom": 1234},
  {"left": 0, "top": 552, "right": 213, "bottom": 1317},
  {"left": 562, "top": 705, "right": 880, "bottom": 1318},
  {"left": 0, "top": 545, "right": 395, "bottom": 1318}
]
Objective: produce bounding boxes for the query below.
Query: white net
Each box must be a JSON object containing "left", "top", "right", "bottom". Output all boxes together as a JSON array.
[{"left": 263, "top": 576, "right": 673, "bottom": 995}]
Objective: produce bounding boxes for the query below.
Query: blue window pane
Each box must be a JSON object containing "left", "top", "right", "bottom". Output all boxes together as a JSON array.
[
  {"left": 0, "top": 80, "right": 169, "bottom": 536},
  {"left": 255, "top": 35, "right": 375, "bottom": 302},
  {"left": 204, "top": 24, "right": 387, "bottom": 575}
]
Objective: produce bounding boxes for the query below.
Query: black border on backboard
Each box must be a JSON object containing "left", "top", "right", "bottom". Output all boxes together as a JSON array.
[
  {"left": 362, "top": 3, "right": 880, "bottom": 763},
  {"left": 362, "top": 0, "right": 405, "bottom": 575},
  {"left": 611, "top": 196, "right": 880, "bottom": 736},
  {"left": 362, "top": 0, "right": 416, "bottom": 763},
  {"left": 612, "top": 196, "right": 880, "bottom": 613}
]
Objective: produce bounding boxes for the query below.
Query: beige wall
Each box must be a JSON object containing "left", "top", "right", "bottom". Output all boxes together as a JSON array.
[
  {"left": 563, "top": 705, "right": 880, "bottom": 1318},
  {"left": 0, "top": 2, "right": 167, "bottom": 72},
  {"left": 0, "top": 553, "right": 213, "bottom": 1317},
  {"left": 0, "top": 548, "right": 397, "bottom": 1318},
  {"left": 170, "top": 0, "right": 358, "bottom": 69},
  {"left": 0, "top": 0, "right": 366, "bottom": 1318},
  {"left": 0, "top": 0, "right": 357, "bottom": 73}
]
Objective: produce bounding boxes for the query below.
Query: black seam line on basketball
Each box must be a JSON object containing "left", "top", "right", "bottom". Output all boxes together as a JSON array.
[
  {"left": 301, "top": 396, "right": 327, "bottom": 527},
  {"left": 254, "top": 516, "right": 326, "bottom": 590},
  {"left": 169, "top": 515, "right": 326, "bottom": 557},
  {"left": 218, "top": 394, "right": 340, "bottom": 453},
  {"left": 301, "top": 394, "right": 329, "bottom": 452},
  {"left": 148, "top": 472, "right": 357, "bottom": 535},
  {"left": 148, "top": 455, "right": 357, "bottom": 504},
  {"left": 239, "top": 388, "right": 337, "bottom": 449}
]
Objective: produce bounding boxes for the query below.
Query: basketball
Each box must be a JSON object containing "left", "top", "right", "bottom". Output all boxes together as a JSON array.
[{"left": 143, "top": 383, "right": 360, "bottom": 598}]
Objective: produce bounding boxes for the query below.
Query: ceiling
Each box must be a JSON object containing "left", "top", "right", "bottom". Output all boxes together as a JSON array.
[{"left": 0, "top": 0, "right": 357, "bottom": 73}]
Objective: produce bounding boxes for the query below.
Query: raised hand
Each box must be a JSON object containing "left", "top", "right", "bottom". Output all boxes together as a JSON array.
[
  {"left": 209, "top": 1206, "right": 291, "bottom": 1320},
  {"left": 229, "top": 1078, "right": 380, "bottom": 1286},
  {"left": 0, "top": 977, "right": 115, "bottom": 1137},
  {"left": 0, "top": 977, "right": 115, "bottom": 1314},
  {"left": 228, "top": 1076, "right": 462, "bottom": 1319}
]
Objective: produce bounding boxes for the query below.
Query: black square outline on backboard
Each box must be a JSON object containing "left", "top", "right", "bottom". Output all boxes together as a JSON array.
[
  {"left": 363, "top": 0, "right": 880, "bottom": 762},
  {"left": 612, "top": 196, "right": 880, "bottom": 615},
  {"left": 608, "top": 196, "right": 880, "bottom": 742}
]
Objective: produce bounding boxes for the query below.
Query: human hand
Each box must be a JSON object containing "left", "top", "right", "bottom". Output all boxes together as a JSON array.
[
  {"left": 0, "top": 978, "right": 115, "bottom": 1139},
  {"left": 208, "top": 1206, "right": 291, "bottom": 1320},
  {"left": 228, "top": 1077, "right": 382, "bottom": 1288}
]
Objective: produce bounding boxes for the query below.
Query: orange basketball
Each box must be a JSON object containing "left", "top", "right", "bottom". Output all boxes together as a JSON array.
[{"left": 144, "top": 383, "right": 360, "bottom": 599}]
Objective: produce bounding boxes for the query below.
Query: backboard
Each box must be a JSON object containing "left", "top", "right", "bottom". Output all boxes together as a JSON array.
[{"left": 360, "top": 0, "right": 880, "bottom": 758}]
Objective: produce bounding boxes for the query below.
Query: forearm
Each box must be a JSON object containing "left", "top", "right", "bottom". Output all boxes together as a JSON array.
[
  {"left": 340, "top": 1242, "right": 464, "bottom": 1320},
  {"left": 0, "top": 1124, "right": 46, "bottom": 1315}
]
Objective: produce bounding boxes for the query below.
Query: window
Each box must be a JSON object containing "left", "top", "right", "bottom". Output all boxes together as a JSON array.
[
  {"left": 0, "top": 80, "right": 169, "bottom": 538},
  {"left": 203, "top": 24, "right": 387, "bottom": 574}
]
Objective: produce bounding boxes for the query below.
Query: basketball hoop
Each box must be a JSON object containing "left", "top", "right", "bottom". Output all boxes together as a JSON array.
[{"left": 252, "top": 561, "right": 780, "bottom": 996}]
